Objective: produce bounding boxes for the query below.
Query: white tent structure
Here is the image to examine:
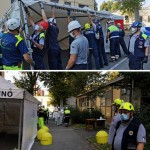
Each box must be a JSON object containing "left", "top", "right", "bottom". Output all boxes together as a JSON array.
[
  {"left": 0, "top": 76, "right": 39, "bottom": 150},
  {"left": 0, "top": 0, "right": 123, "bottom": 69}
]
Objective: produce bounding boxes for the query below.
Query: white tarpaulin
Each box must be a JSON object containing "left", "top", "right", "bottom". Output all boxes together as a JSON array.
[{"left": 0, "top": 76, "right": 38, "bottom": 150}]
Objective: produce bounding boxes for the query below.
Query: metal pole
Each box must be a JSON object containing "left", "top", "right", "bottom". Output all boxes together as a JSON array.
[{"left": 21, "top": 1, "right": 34, "bottom": 70}]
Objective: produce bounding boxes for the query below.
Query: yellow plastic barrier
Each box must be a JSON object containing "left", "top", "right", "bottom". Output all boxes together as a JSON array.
[
  {"left": 37, "top": 129, "right": 47, "bottom": 140},
  {"left": 96, "top": 130, "right": 108, "bottom": 144},
  {"left": 41, "top": 126, "right": 49, "bottom": 132},
  {"left": 40, "top": 132, "right": 52, "bottom": 145}
]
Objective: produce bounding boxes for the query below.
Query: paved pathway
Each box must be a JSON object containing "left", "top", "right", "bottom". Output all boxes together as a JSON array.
[{"left": 31, "top": 120, "right": 96, "bottom": 150}]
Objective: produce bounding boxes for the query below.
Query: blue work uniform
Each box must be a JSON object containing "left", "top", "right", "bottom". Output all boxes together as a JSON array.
[
  {"left": 31, "top": 31, "right": 45, "bottom": 70},
  {"left": 128, "top": 33, "right": 149, "bottom": 70},
  {"left": 107, "top": 25, "right": 119, "bottom": 60},
  {"left": 45, "top": 22, "right": 62, "bottom": 70},
  {"left": 1, "top": 32, "right": 29, "bottom": 70},
  {"left": 69, "top": 35, "right": 88, "bottom": 70},
  {"left": 93, "top": 24, "right": 108, "bottom": 67},
  {"left": 118, "top": 27, "right": 129, "bottom": 57},
  {"left": 83, "top": 29, "right": 100, "bottom": 69}
]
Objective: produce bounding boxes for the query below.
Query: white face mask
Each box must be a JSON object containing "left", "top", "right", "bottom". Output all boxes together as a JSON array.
[
  {"left": 70, "top": 32, "right": 75, "bottom": 38},
  {"left": 131, "top": 28, "right": 137, "bottom": 33}
]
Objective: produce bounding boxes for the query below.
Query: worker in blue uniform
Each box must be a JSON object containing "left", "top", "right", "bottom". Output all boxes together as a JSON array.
[
  {"left": 106, "top": 20, "right": 120, "bottom": 62},
  {"left": 117, "top": 23, "right": 129, "bottom": 57},
  {"left": 88, "top": 14, "right": 108, "bottom": 67},
  {"left": 83, "top": 23, "right": 100, "bottom": 69},
  {"left": 128, "top": 22, "right": 149, "bottom": 70},
  {"left": 25, "top": 6, "right": 46, "bottom": 70},
  {"left": 40, "top": 3, "right": 62, "bottom": 70},
  {"left": 1, "top": 18, "right": 34, "bottom": 70}
]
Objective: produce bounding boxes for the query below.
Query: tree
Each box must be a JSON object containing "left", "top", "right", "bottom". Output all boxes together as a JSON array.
[
  {"left": 39, "top": 72, "right": 109, "bottom": 105},
  {"left": 94, "top": 0, "right": 98, "bottom": 11},
  {"left": 14, "top": 72, "right": 39, "bottom": 95},
  {"left": 115, "top": 0, "right": 145, "bottom": 21}
]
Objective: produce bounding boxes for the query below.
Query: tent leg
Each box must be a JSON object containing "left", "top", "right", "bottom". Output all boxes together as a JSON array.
[{"left": 18, "top": 100, "right": 23, "bottom": 150}]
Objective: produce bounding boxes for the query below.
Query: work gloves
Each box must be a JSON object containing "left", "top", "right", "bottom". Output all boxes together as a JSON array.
[
  {"left": 143, "top": 56, "right": 148, "bottom": 63},
  {"left": 26, "top": 34, "right": 34, "bottom": 43}
]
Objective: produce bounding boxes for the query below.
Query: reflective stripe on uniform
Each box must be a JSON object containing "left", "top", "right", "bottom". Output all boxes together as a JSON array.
[
  {"left": 3, "top": 64, "right": 23, "bottom": 70},
  {"left": 142, "top": 33, "right": 148, "bottom": 40},
  {"left": 108, "top": 25, "right": 119, "bottom": 33},
  {"left": 39, "top": 33, "right": 45, "bottom": 39},
  {"left": 15, "top": 35, "right": 23, "bottom": 47}
]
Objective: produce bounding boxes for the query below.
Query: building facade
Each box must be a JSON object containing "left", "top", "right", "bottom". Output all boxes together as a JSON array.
[
  {"left": 76, "top": 76, "right": 142, "bottom": 123},
  {"left": 49, "top": 0, "right": 94, "bottom": 9}
]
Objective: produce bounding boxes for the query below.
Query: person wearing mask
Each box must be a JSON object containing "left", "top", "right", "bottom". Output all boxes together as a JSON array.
[
  {"left": 108, "top": 98, "right": 124, "bottom": 148},
  {"left": 1, "top": 18, "right": 34, "bottom": 70},
  {"left": 66, "top": 20, "right": 89, "bottom": 70},
  {"left": 106, "top": 20, "right": 120, "bottom": 62},
  {"left": 89, "top": 14, "right": 108, "bottom": 67},
  {"left": 128, "top": 22, "right": 149, "bottom": 70},
  {"left": 40, "top": 3, "right": 62, "bottom": 70},
  {"left": 110, "top": 102, "right": 146, "bottom": 150},
  {"left": 24, "top": 6, "right": 48, "bottom": 70},
  {"left": 116, "top": 23, "right": 129, "bottom": 57},
  {"left": 83, "top": 23, "right": 100, "bottom": 69}
]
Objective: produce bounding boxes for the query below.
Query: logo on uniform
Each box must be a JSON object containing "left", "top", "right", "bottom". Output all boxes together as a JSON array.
[
  {"left": 139, "top": 41, "right": 143, "bottom": 45},
  {"left": 129, "top": 131, "right": 134, "bottom": 136}
]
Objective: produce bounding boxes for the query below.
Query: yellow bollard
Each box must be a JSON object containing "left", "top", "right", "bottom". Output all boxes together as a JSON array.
[
  {"left": 37, "top": 129, "right": 47, "bottom": 140},
  {"left": 96, "top": 130, "right": 108, "bottom": 144},
  {"left": 40, "top": 132, "right": 52, "bottom": 145},
  {"left": 41, "top": 125, "right": 50, "bottom": 132}
]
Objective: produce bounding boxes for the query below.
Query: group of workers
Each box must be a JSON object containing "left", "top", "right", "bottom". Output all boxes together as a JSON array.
[
  {"left": 52, "top": 106, "right": 71, "bottom": 127},
  {"left": 0, "top": 2, "right": 149, "bottom": 70},
  {"left": 108, "top": 98, "right": 146, "bottom": 150}
]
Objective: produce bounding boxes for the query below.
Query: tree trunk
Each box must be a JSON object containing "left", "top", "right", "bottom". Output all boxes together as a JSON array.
[{"left": 134, "top": 7, "right": 140, "bottom": 21}]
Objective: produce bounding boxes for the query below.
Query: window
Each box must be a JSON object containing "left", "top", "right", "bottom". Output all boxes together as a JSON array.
[
  {"left": 79, "top": 4, "right": 88, "bottom": 8},
  {"left": 50, "top": 0, "right": 59, "bottom": 3},
  {"left": 64, "top": 2, "right": 71, "bottom": 6}
]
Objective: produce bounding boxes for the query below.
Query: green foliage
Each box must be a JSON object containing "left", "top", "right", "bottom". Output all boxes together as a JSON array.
[
  {"left": 70, "top": 108, "right": 103, "bottom": 124},
  {"left": 14, "top": 72, "right": 39, "bottom": 95},
  {"left": 100, "top": 1, "right": 121, "bottom": 11},
  {"left": 91, "top": 109, "right": 104, "bottom": 119}
]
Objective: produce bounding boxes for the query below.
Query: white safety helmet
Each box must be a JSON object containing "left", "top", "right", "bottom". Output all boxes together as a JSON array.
[
  {"left": 7, "top": 18, "right": 20, "bottom": 30},
  {"left": 48, "top": 18, "right": 56, "bottom": 24},
  {"left": 68, "top": 20, "right": 81, "bottom": 32}
]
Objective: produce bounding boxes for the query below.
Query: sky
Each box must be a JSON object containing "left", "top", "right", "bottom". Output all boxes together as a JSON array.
[{"left": 96, "top": 0, "right": 150, "bottom": 10}]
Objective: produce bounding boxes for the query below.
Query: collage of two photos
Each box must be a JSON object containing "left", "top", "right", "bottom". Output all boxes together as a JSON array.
[{"left": 0, "top": 0, "right": 150, "bottom": 150}]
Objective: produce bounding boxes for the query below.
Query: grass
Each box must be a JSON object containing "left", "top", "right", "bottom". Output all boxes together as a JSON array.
[{"left": 87, "top": 136, "right": 110, "bottom": 150}]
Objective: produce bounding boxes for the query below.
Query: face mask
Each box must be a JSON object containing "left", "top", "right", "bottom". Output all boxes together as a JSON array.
[
  {"left": 120, "top": 113, "right": 129, "bottom": 121},
  {"left": 131, "top": 28, "right": 137, "bottom": 33},
  {"left": 34, "top": 24, "right": 40, "bottom": 31},
  {"left": 70, "top": 32, "right": 75, "bottom": 38}
]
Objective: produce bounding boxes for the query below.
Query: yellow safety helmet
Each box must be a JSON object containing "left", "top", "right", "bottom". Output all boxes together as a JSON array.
[
  {"left": 84, "top": 23, "right": 91, "bottom": 30},
  {"left": 119, "top": 102, "right": 134, "bottom": 111},
  {"left": 113, "top": 98, "right": 124, "bottom": 106}
]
